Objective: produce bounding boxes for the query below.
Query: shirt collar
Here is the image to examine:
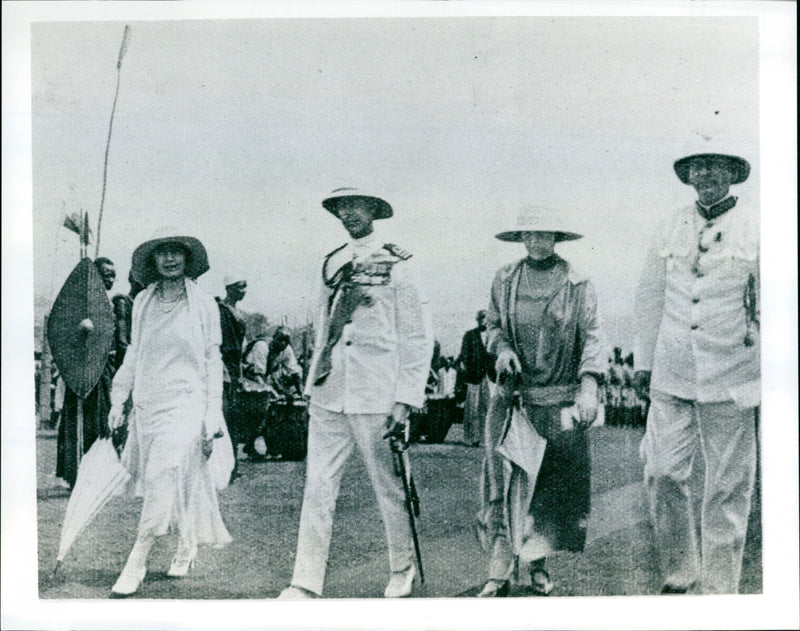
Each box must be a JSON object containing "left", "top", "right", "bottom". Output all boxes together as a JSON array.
[
  {"left": 695, "top": 194, "right": 737, "bottom": 221},
  {"left": 349, "top": 230, "right": 378, "bottom": 260}
]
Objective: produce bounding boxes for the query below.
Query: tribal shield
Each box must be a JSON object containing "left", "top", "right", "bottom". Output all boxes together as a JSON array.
[{"left": 47, "top": 258, "right": 115, "bottom": 398}]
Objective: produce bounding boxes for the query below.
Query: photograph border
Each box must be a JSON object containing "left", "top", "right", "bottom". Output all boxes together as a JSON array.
[{"left": 3, "top": 2, "right": 797, "bottom": 630}]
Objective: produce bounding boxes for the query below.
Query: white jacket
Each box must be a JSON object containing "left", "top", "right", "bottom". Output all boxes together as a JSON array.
[
  {"left": 634, "top": 196, "right": 760, "bottom": 407},
  {"left": 305, "top": 234, "right": 434, "bottom": 414}
]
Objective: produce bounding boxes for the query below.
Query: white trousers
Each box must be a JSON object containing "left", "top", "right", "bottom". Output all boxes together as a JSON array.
[
  {"left": 641, "top": 392, "right": 757, "bottom": 593},
  {"left": 291, "top": 404, "right": 413, "bottom": 595}
]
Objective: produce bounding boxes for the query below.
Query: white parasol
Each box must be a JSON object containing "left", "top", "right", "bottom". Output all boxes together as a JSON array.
[{"left": 53, "top": 437, "right": 130, "bottom": 576}]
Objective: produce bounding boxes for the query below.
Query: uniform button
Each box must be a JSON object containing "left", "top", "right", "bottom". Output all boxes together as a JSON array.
[
  {"left": 692, "top": 297, "right": 700, "bottom": 303},
  {"left": 690, "top": 324, "right": 699, "bottom": 330},
  {"left": 345, "top": 340, "right": 352, "bottom": 346}
]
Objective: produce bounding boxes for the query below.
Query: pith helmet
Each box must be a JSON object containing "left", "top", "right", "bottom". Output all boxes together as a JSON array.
[
  {"left": 322, "top": 187, "right": 393, "bottom": 220},
  {"left": 673, "top": 130, "right": 751, "bottom": 185}
]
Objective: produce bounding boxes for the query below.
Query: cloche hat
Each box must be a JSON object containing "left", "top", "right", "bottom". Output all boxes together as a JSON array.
[
  {"left": 131, "top": 228, "right": 209, "bottom": 286},
  {"left": 673, "top": 129, "right": 751, "bottom": 185},
  {"left": 322, "top": 187, "right": 393, "bottom": 220},
  {"left": 495, "top": 205, "right": 583, "bottom": 243}
]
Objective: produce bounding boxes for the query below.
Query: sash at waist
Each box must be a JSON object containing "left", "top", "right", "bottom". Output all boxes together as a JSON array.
[{"left": 519, "top": 383, "right": 578, "bottom": 407}]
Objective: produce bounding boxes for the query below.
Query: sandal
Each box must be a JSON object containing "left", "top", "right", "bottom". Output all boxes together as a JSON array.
[{"left": 530, "top": 568, "right": 553, "bottom": 596}]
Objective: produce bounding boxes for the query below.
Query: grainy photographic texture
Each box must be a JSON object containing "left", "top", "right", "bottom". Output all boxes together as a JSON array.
[{"left": 3, "top": 3, "right": 797, "bottom": 631}]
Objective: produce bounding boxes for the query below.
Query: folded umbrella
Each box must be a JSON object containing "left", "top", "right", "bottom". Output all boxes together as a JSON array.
[
  {"left": 496, "top": 396, "right": 548, "bottom": 558},
  {"left": 54, "top": 437, "right": 130, "bottom": 576}
]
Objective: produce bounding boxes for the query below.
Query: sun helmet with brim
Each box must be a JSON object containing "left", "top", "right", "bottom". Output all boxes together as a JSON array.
[
  {"left": 673, "top": 131, "right": 751, "bottom": 185},
  {"left": 322, "top": 187, "right": 393, "bottom": 220},
  {"left": 131, "top": 232, "right": 209, "bottom": 286},
  {"left": 495, "top": 205, "right": 583, "bottom": 242},
  {"left": 674, "top": 152, "right": 750, "bottom": 185}
]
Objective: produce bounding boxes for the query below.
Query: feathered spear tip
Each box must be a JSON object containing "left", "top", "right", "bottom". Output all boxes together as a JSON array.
[{"left": 117, "top": 25, "right": 131, "bottom": 70}]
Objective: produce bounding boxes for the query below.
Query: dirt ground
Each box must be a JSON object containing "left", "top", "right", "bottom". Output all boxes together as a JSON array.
[{"left": 36, "top": 424, "right": 761, "bottom": 599}]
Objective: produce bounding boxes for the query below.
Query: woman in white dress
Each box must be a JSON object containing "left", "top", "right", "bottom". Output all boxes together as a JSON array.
[{"left": 108, "top": 232, "right": 234, "bottom": 596}]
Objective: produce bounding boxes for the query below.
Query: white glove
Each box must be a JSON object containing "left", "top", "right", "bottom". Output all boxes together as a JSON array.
[
  {"left": 108, "top": 406, "right": 125, "bottom": 430},
  {"left": 495, "top": 350, "right": 521, "bottom": 378}
]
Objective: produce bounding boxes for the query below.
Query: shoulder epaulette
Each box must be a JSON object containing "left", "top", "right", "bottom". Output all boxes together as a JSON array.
[{"left": 382, "top": 243, "right": 413, "bottom": 260}]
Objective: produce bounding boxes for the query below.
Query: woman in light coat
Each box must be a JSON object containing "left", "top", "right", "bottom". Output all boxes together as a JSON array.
[
  {"left": 108, "top": 232, "right": 233, "bottom": 596},
  {"left": 476, "top": 206, "right": 605, "bottom": 597}
]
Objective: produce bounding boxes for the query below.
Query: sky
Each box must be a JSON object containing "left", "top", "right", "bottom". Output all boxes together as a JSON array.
[{"left": 30, "top": 15, "right": 760, "bottom": 354}]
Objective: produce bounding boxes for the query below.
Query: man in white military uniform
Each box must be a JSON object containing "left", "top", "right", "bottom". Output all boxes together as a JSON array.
[
  {"left": 279, "top": 188, "right": 433, "bottom": 599},
  {"left": 634, "top": 134, "right": 760, "bottom": 594}
]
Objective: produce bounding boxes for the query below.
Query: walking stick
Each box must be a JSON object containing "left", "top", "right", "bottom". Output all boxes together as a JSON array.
[{"left": 384, "top": 422, "right": 425, "bottom": 584}]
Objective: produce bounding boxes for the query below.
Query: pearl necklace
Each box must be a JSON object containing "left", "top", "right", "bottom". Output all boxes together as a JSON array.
[{"left": 157, "top": 286, "right": 186, "bottom": 313}]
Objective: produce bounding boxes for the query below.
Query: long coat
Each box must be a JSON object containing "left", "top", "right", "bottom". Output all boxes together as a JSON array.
[{"left": 477, "top": 255, "right": 605, "bottom": 558}]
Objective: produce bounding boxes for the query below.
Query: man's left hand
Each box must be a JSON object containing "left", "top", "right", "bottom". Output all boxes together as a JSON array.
[{"left": 386, "top": 402, "right": 411, "bottom": 439}]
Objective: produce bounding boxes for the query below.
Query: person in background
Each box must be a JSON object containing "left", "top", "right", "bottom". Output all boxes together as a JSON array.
[
  {"left": 266, "top": 326, "right": 303, "bottom": 399},
  {"left": 634, "top": 133, "right": 759, "bottom": 594},
  {"left": 55, "top": 257, "right": 118, "bottom": 488},
  {"left": 278, "top": 187, "right": 433, "bottom": 599},
  {"left": 476, "top": 204, "right": 604, "bottom": 598},
  {"left": 216, "top": 276, "right": 248, "bottom": 480},
  {"left": 107, "top": 232, "right": 233, "bottom": 597},
  {"left": 621, "top": 353, "right": 637, "bottom": 426},
  {"left": 457, "top": 310, "right": 496, "bottom": 446},
  {"left": 260, "top": 326, "right": 304, "bottom": 460},
  {"left": 110, "top": 271, "right": 145, "bottom": 370},
  {"left": 239, "top": 318, "right": 274, "bottom": 461}
]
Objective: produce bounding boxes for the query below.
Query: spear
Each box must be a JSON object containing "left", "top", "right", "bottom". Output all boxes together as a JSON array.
[{"left": 94, "top": 24, "right": 131, "bottom": 259}]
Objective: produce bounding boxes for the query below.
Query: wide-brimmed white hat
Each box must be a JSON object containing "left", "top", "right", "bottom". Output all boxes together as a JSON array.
[
  {"left": 495, "top": 205, "right": 583, "bottom": 242},
  {"left": 322, "top": 187, "right": 393, "bottom": 220},
  {"left": 673, "top": 129, "right": 751, "bottom": 185},
  {"left": 131, "top": 228, "right": 209, "bottom": 286}
]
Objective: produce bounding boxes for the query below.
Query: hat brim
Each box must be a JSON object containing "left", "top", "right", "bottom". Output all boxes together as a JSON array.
[
  {"left": 131, "top": 236, "right": 209, "bottom": 286},
  {"left": 495, "top": 230, "right": 583, "bottom": 243},
  {"left": 322, "top": 195, "right": 393, "bottom": 220},
  {"left": 674, "top": 153, "right": 750, "bottom": 185}
]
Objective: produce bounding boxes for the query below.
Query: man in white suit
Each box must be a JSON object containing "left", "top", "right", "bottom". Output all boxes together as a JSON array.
[
  {"left": 634, "top": 135, "right": 760, "bottom": 594},
  {"left": 279, "top": 188, "right": 433, "bottom": 599}
]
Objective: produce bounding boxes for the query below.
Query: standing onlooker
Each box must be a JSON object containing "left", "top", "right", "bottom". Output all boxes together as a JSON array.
[
  {"left": 278, "top": 187, "right": 433, "bottom": 599},
  {"left": 457, "top": 310, "right": 496, "bottom": 446},
  {"left": 634, "top": 134, "right": 759, "bottom": 594},
  {"left": 216, "top": 276, "right": 247, "bottom": 479}
]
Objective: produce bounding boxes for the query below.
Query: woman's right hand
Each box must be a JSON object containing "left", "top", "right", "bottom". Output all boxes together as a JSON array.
[
  {"left": 495, "top": 350, "right": 521, "bottom": 378},
  {"left": 108, "top": 407, "right": 125, "bottom": 430}
]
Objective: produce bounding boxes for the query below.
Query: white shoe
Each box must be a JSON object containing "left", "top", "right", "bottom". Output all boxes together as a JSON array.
[
  {"left": 111, "top": 562, "right": 146, "bottom": 597},
  {"left": 384, "top": 564, "right": 417, "bottom": 598},
  {"left": 110, "top": 536, "right": 152, "bottom": 597},
  {"left": 277, "top": 585, "right": 318, "bottom": 599},
  {"left": 166, "top": 551, "right": 197, "bottom": 578}
]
